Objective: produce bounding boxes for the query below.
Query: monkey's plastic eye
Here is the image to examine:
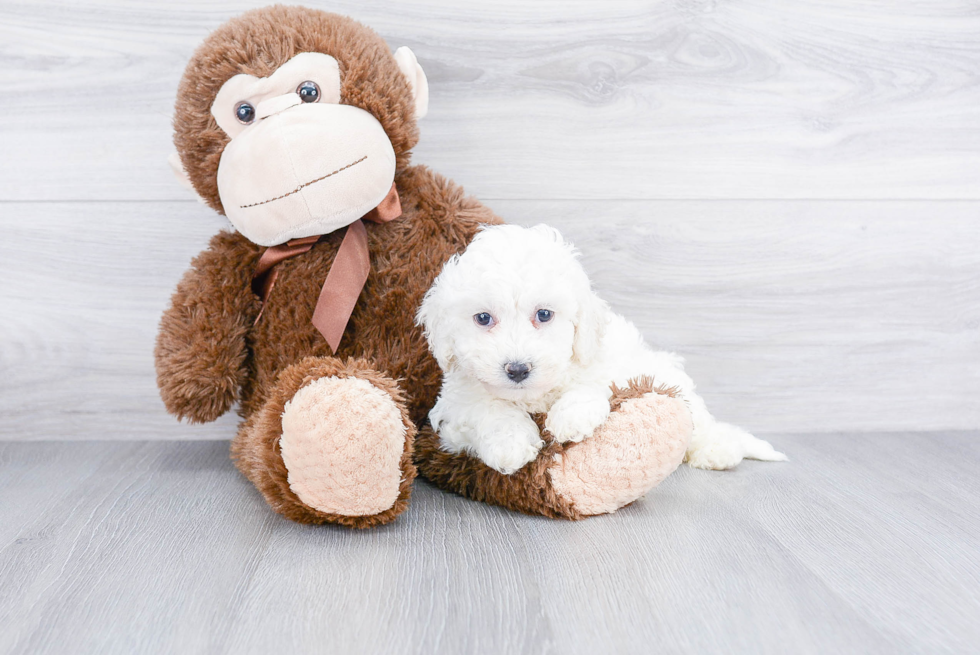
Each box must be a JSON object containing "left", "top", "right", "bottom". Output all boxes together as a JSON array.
[
  {"left": 235, "top": 102, "right": 255, "bottom": 124},
  {"left": 474, "top": 312, "right": 494, "bottom": 327},
  {"left": 535, "top": 309, "right": 554, "bottom": 323},
  {"left": 297, "top": 81, "right": 320, "bottom": 103}
]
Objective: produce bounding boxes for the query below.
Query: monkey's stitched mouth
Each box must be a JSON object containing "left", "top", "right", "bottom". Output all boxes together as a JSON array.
[{"left": 239, "top": 155, "right": 368, "bottom": 209}]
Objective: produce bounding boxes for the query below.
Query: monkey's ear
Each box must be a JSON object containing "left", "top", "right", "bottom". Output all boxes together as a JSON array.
[
  {"left": 393, "top": 46, "right": 429, "bottom": 120},
  {"left": 167, "top": 152, "right": 197, "bottom": 193}
]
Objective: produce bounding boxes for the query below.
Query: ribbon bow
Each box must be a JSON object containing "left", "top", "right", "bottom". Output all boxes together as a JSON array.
[{"left": 251, "top": 182, "right": 402, "bottom": 353}]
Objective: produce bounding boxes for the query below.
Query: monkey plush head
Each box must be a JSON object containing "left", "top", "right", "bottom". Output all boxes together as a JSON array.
[{"left": 171, "top": 6, "right": 428, "bottom": 246}]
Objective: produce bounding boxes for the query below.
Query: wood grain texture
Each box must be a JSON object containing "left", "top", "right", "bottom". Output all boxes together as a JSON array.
[
  {"left": 1, "top": 434, "right": 978, "bottom": 654},
  {"left": 1, "top": 200, "right": 976, "bottom": 440},
  {"left": 0, "top": 0, "right": 978, "bottom": 201}
]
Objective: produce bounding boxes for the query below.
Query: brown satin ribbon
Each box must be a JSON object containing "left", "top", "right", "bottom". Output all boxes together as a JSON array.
[{"left": 251, "top": 182, "right": 402, "bottom": 353}]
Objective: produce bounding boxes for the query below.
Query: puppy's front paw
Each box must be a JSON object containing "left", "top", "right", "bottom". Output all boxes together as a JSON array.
[
  {"left": 545, "top": 389, "right": 610, "bottom": 444},
  {"left": 479, "top": 438, "right": 542, "bottom": 475},
  {"left": 476, "top": 418, "right": 543, "bottom": 475}
]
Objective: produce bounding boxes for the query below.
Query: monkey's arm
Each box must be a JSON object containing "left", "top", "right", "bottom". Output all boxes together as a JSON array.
[{"left": 155, "top": 231, "right": 262, "bottom": 423}]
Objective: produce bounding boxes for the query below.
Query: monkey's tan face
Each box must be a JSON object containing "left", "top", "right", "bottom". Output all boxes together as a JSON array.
[{"left": 210, "top": 53, "right": 397, "bottom": 246}]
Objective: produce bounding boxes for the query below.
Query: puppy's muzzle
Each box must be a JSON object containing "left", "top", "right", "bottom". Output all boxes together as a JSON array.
[{"left": 504, "top": 362, "right": 531, "bottom": 383}]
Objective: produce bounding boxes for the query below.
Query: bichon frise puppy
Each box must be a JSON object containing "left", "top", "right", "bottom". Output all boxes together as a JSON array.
[{"left": 417, "top": 224, "right": 787, "bottom": 475}]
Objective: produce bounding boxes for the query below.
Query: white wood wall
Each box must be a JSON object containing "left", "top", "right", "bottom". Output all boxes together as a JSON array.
[{"left": 1, "top": 0, "right": 978, "bottom": 440}]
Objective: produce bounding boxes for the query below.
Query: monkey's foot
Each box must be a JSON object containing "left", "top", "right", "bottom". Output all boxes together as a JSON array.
[
  {"left": 280, "top": 375, "right": 408, "bottom": 517},
  {"left": 414, "top": 378, "right": 691, "bottom": 519},
  {"left": 547, "top": 388, "right": 692, "bottom": 516},
  {"left": 232, "top": 357, "right": 416, "bottom": 528}
]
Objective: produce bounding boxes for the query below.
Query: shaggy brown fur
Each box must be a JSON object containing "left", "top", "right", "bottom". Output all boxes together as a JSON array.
[
  {"left": 413, "top": 377, "right": 677, "bottom": 520},
  {"left": 158, "top": 6, "right": 504, "bottom": 525},
  {"left": 155, "top": 231, "right": 262, "bottom": 423}
]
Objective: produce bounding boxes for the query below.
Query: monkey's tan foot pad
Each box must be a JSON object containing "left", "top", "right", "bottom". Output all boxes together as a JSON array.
[
  {"left": 279, "top": 376, "right": 407, "bottom": 517},
  {"left": 548, "top": 393, "right": 692, "bottom": 516}
]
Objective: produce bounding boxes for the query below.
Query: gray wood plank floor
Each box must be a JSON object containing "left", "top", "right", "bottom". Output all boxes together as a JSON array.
[{"left": 1, "top": 433, "right": 977, "bottom": 655}]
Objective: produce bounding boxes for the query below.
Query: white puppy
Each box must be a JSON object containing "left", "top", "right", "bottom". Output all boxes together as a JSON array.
[{"left": 417, "top": 224, "right": 786, "bottom": 475}]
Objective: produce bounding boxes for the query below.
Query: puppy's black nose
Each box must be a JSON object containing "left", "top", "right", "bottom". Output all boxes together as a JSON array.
[{"left": 504, "top": 362, "right": 531, "bottom": 383}]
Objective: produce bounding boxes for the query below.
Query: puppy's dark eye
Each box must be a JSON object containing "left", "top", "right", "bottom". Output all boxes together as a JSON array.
[
  {"left": 536, "top": 309, "right": 554, "bottom": 323},
  {"left": 235, "top": 102, "right": 255, "bottom": 124},
  {"left": 297, "top": 81, "right": 320, "bottom": 103},
  {"left": 474, "top": 312, "right": 494, "bottom": 327}
]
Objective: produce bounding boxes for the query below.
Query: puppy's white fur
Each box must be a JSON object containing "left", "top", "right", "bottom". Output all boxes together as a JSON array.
[{"left": 417, "top": 224, "right": 786, "bottom": 475}]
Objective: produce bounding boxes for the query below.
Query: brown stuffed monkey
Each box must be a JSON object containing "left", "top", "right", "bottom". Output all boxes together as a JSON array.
[{"left": 156, "top": 6, "right": 692, "bottom": 528}]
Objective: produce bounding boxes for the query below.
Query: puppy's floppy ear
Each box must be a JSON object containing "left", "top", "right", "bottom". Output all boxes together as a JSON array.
[
  {"left": 548, "top": 226, "right": 609, "bottom": 367},
  {"left": 572, "top": 290, "right": 610, "bottom": 367},
  {"left": 416, "top": 256, "right": 458, "bottom": 372}
]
